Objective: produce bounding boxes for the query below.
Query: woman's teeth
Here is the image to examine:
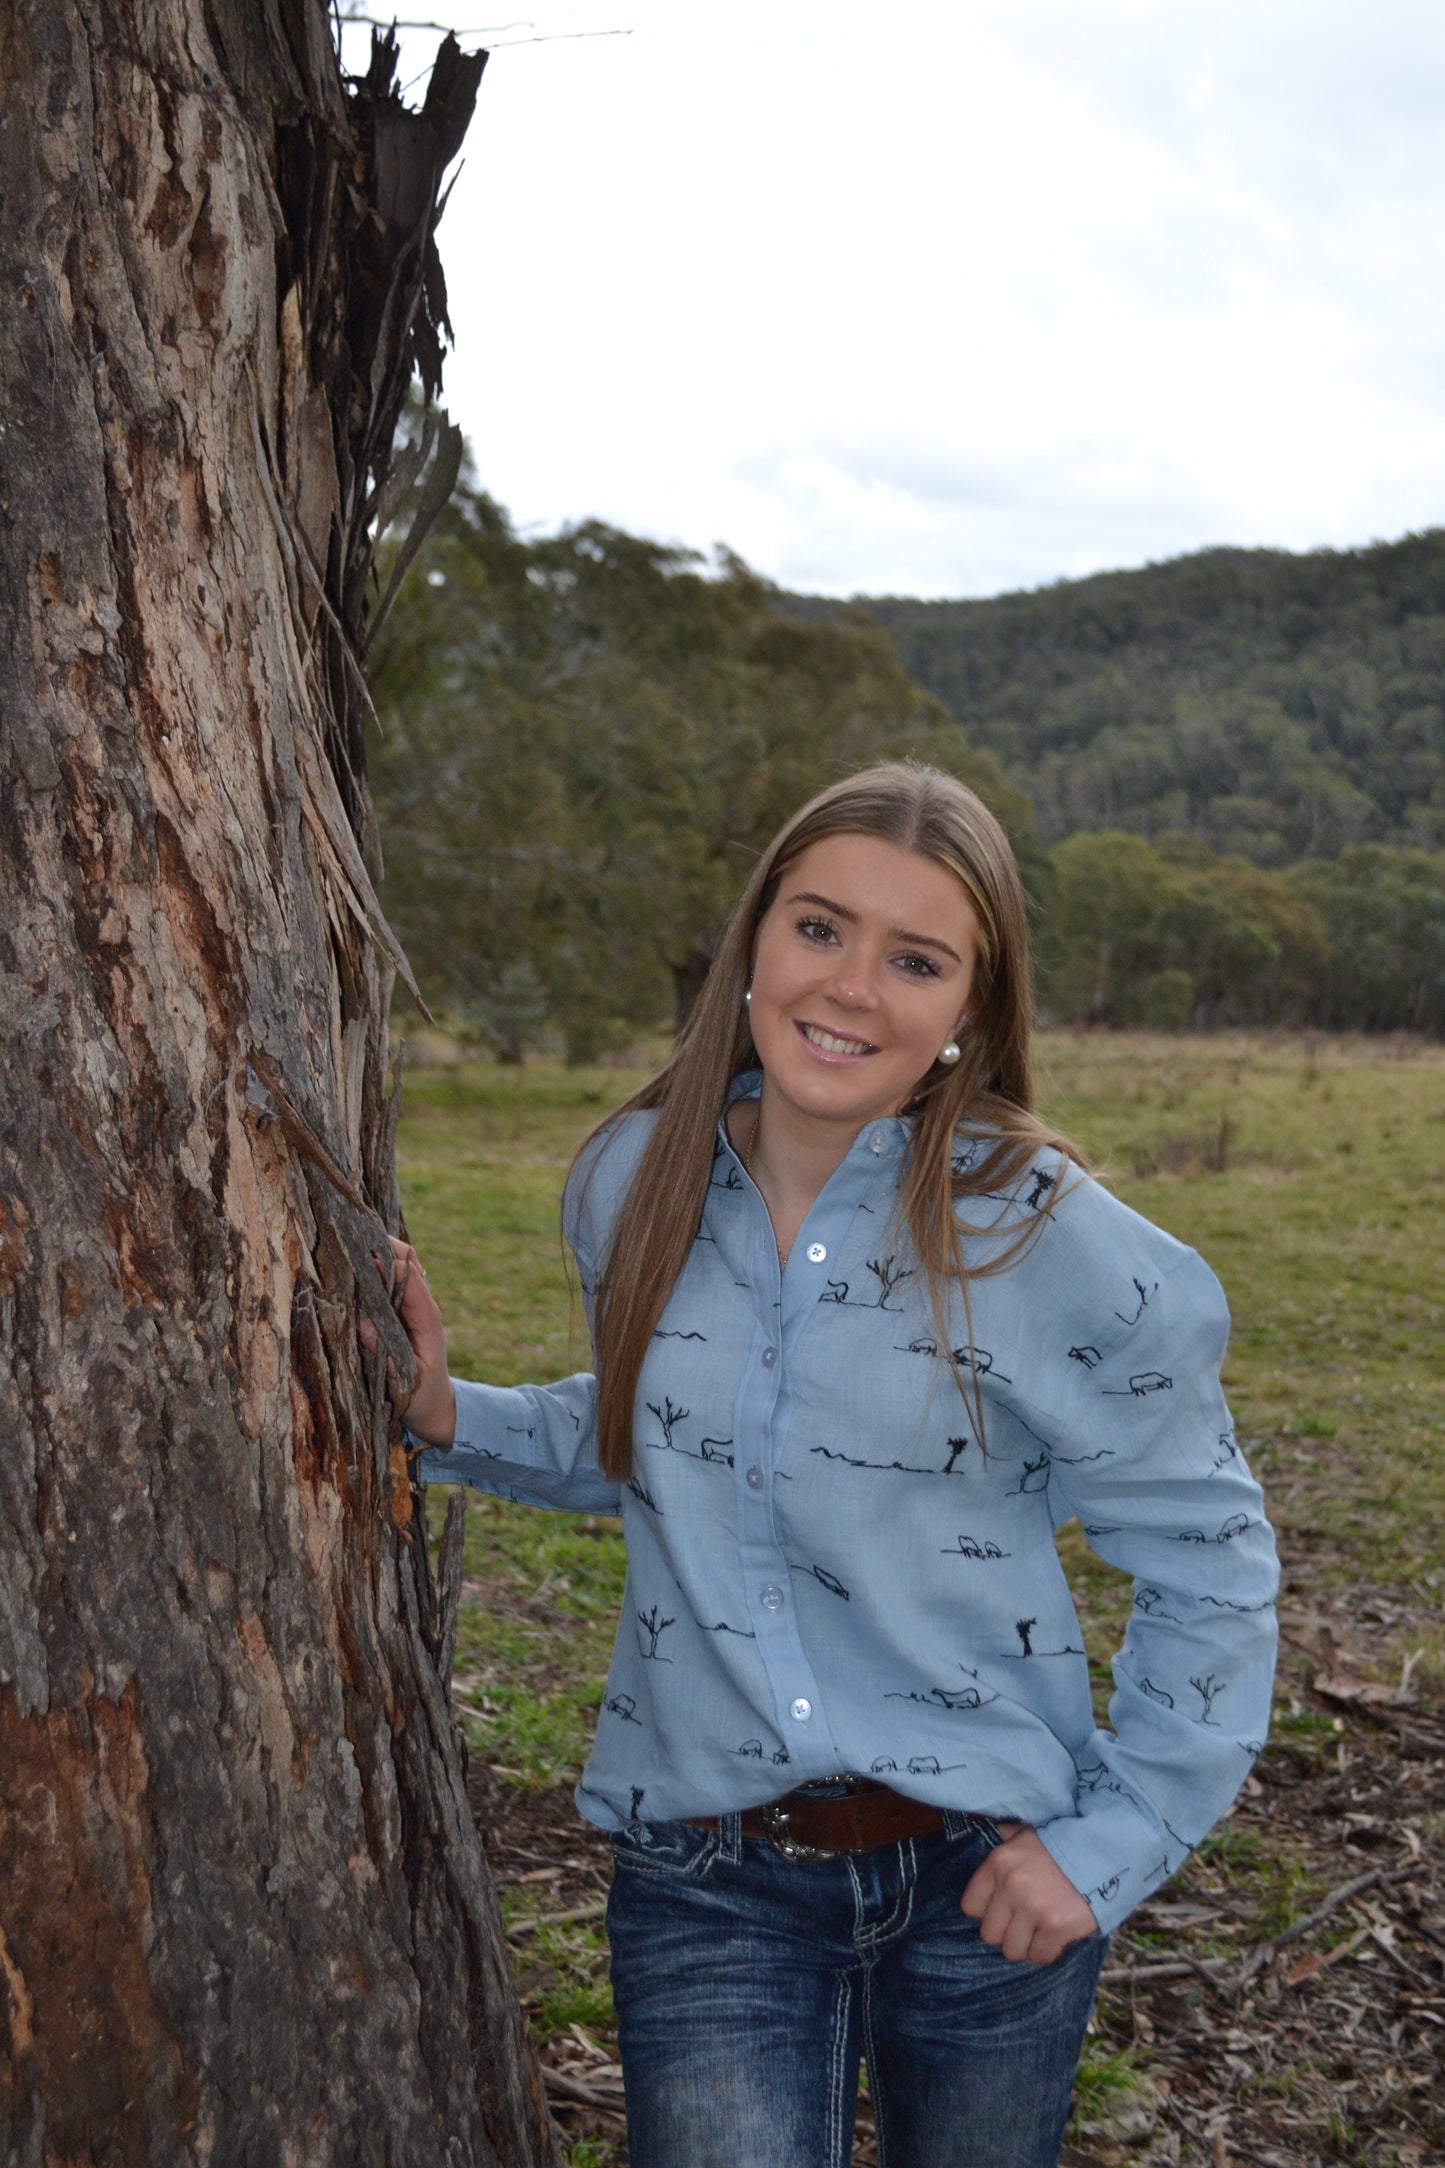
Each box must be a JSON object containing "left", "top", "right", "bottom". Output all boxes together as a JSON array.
[{"left": 802, "top": 1023, "right": 874, "bottom": 1055}]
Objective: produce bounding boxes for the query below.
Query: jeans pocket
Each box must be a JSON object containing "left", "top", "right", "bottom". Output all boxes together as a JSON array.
[
  {"left": 941, "top": 1808, "right": 1006, "bottom": 1848},
  {"left": 609, "top": 1816, "right": 720, "bottom": 1879}
]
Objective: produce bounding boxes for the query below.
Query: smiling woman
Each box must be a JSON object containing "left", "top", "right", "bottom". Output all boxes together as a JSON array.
[
  {"left": 740, "top": 833, "right": 981, "bottom": 1262},
  {"left": 373, "top": 761, "right": 1280, "bottom": 2168}
]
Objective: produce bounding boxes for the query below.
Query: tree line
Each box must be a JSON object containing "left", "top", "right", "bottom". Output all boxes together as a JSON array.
[{"left": 371, "top": 481, "right": 1445, "bottom": 1046}]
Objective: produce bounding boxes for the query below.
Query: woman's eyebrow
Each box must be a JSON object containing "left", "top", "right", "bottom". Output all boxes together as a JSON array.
[{"left": 787, "top": 890, "right": 964, "bottom": 966}]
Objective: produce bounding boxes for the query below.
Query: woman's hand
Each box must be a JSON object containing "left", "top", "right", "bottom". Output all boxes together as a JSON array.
[
  {"left": 359, "top": 1235, "right": 456, "bottom": 1447},
  {"left": 961, "top": 1827, "right": 1098, "bottom": 1966}
]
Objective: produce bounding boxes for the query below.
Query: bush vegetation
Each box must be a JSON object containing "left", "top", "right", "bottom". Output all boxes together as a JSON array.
[{"left": 371, "top": 475, "right": 1445, "bottom": 1046}]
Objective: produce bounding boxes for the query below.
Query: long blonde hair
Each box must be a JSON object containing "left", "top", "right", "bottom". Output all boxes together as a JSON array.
[{"left": 578, "top": 762, "right": 1084, "bottom": 1480}]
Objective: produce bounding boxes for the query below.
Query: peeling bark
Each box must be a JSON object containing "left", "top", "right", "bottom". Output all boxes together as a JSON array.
[{"left": 0, "top": 5, "right": 561, "bottom": 2161}]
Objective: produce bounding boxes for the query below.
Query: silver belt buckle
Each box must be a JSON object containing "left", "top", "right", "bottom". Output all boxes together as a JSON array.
[{"left": 758, "top": 1796, "right": 827, "bottom": 1863}]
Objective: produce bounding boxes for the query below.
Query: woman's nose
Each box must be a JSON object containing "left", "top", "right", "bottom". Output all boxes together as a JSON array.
[{"left": 827, "top": 950, "right": 881, "bottom": 1008}]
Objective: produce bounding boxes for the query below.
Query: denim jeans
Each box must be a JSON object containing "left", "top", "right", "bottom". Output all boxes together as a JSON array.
[{"left": 606, "top": 1811, "right": 1108, "bottom": 2168}]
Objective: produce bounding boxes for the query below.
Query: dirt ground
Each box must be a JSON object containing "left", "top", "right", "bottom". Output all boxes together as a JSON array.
[{"left": 469, "top": 1571, "right": 1444, "bottom": 2168}]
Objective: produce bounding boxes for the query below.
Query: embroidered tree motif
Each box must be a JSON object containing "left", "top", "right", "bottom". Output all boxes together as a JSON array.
[
  {"left": 629, "top": 1787, "right": 646, "bottom": 1822},
  {"left": 943, "top": 1438, "right": 971, "bottom": 1473},
  {"left": 1015, "top": 1617, "right": 1037, "bottom": 1658},
  {"left": 1190, "top": 1673, "right": 1227, "bottom": 1724},
  {"left": 1114, "top": 1276, "right": 1154, "bottom": 1326},
  {"left": 646, "top": 1398, "right": 690, "bottom": 1450},
  {"left": 866, "top": 1255, "right": 913, "bottom": 1308},
  {"left": 636, "top": 1605, "right": 676, "bottom": 1661},
  {"left": 1024, "top": 1168, "right": 1056, "bottom": 1211},
  {"left": 1008, "top": 1455, "right": 1051, "bottom": 1496}
]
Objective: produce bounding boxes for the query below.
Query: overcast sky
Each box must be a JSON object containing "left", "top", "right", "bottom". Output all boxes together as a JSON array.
[{"left": 341, "top": 1, "right": 1445, "bottom": 599}]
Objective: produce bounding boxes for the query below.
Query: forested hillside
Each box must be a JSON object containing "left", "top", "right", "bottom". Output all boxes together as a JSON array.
[
  {"left": 800, "top": 531, "right": 1445, "bottom": 862},
  {"left": 373, "top": 484, "right": 1445, "bottom": 1045}
]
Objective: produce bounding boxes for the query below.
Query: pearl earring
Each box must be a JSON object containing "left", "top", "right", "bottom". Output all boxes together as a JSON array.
[
  {"left": 938, "top": 1039, "right": 961, "bottom": 1065},
  {"left": 744, "top": 987, "right": 752, "bottom": 1007}
]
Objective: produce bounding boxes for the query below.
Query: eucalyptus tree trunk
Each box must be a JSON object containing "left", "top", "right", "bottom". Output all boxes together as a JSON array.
[{"left": 0, "top": 6, "right": 560, "bottom": 2162}]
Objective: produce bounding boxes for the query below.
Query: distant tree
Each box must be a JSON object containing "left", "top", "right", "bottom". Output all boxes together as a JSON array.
[
  {"left": 370, "top": 493, "right": 1037, "bottom": 1055},
  {"left": 1290, "top": 848, "right": 1445, "bottom": 1033}
]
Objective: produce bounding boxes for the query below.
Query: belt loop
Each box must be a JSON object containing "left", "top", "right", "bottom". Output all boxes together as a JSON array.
[{"left": 718, "top": 1810, "right": 743, "bottom": 1864}]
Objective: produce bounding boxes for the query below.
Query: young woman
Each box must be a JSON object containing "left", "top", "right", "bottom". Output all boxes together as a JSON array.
[{"left": 375, "top": 763, "right": 1278, "bottom": 2168}]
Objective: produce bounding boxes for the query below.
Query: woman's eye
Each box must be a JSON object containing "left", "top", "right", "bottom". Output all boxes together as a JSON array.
[
  {"left": 897, "top": 951, "right": 941, "bottom": 978},
  {"left": 797, "top": 916, "right": 837, "bottom": 944}
]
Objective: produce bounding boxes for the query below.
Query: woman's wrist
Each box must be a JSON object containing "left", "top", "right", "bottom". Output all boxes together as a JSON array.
[{"left": 405, "top": 1374, "right": 457, "bottom": 1448}]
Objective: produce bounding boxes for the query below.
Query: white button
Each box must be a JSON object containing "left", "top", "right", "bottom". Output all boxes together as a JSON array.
[
  {"left": 761, "top": 1585, "right": 784, "bottom": 1611},
  {"left": 806, "top": 1242, "right": 827, "bottom": 1264},
  {"left": 870, "top": 1131, "right": 885, "bottom": 1154},
  {"left": 761, "top": 1346, "right": 777, "bottom": 1368},
  {"left": 789, "top": 1697, "right": 813, "bottom": 1722},
  {"left": 746, "top": 1465, "right": 764, "bottom": 1491}
]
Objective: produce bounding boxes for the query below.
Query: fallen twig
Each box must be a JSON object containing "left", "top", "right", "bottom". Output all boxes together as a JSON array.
[
  {"left": 507, "top": 1897, "right": 608, "bottom": 1940},
  {"left": 541, "top": 2065, "right": 626, "bottom": 2109},
  {"left": 1101, "top": 1957, "right": 1234, "bottom": 1986},
  {"left": 1233, "top": 1864, "right": 1420, "bottom": 1992}
]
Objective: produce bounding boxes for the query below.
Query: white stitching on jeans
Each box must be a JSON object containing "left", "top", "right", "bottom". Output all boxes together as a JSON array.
[
  {"left": 826, "top": 1971, "right": 855, "bottom": 2168},
  {"left": 853, "top": 1839, "right": 916, "bottom": 1951},
  {"left": 861, "top": 1967, "right": 890, "bottom": 2168}
]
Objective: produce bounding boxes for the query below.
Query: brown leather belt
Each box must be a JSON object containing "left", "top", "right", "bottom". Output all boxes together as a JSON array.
[{"left": 687, "top": 1780, "right": 952, "bottom": 1862}]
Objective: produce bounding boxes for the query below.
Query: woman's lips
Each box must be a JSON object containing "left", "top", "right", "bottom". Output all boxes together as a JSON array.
[{"left": 795, "top": 1019, "right": 878, "bottom": 1062}]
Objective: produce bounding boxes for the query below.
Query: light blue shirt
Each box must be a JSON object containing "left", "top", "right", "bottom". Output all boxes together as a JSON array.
[{"left": 416, "top": 1075, "right": 1279, "bottom": 1933}]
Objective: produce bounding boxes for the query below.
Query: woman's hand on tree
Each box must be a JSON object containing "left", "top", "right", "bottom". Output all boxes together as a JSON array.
[
  {"left": 359, "top": 1235, "right": 456, "bottom": 1447},
  {"left": 960, "top": 1826, "right": 1098, "bottom": 1966}
]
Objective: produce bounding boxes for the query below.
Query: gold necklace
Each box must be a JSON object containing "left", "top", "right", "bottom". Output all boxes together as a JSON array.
[{"left": 741, "top": 1106, "right": 789, "bottom": 1269}]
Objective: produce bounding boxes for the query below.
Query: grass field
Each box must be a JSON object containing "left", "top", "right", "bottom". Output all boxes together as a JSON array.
[{"left": 397, "top": 1031, "right": 1445, "bottom": 2162}]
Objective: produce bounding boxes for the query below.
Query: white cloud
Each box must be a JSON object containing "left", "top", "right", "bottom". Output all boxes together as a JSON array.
[{"left": 360, "top": 1, "right": 1445, "bottom": 596}]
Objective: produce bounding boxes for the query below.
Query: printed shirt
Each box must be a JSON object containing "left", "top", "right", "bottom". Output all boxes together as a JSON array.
[{"left": 414, "top": 1075, "right": 1279, "bottom": 1934}]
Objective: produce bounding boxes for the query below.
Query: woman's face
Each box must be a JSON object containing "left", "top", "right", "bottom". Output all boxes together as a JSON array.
[{"left": 748, "top": 831, "right": 981, "bottom": 1136}]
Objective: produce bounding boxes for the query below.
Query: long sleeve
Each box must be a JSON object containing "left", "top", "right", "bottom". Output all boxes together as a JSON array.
[
  {"left": 413, "top": 1369, "right": 618, "bottom": 1514},
  {"left": 409, "top": 1114, "right": 647, "bottom": 1516},
  {"left": 1016, "top": 1239, "right": 1279, "bottom": 1932}
]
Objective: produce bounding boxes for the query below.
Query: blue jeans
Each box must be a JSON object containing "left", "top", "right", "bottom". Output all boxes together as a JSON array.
[{"left": 606, "top": 1811, "right": 1108, "bottom": 2168}]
